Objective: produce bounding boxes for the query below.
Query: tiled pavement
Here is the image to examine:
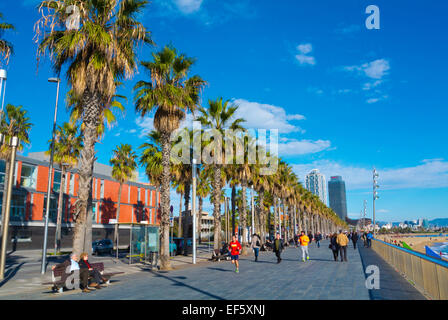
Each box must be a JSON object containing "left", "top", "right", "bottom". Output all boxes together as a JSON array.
[
  {"left": 1, "top": 241, "right": 427, "bottom": 300},
  {"left": 3, "top": 240, "right": 371, "bottom": 300}
]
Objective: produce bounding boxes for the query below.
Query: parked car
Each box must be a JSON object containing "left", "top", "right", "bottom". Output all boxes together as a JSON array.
[{"left": 92, "top": 239, "right": 114, "bottom": 255}]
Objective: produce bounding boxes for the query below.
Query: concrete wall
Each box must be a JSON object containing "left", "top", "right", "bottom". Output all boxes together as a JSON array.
[{"left": 372, "top": 239, "right": 448, "bottom": 300}]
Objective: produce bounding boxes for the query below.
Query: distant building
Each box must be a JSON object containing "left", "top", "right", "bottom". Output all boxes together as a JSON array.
[
  {"left": 305, "top": 169, "right": 327, "bottom": 205},
  {"left": 422, "top": 219, "right": 429, "bottom": 229},
  {"left": 328, "top": 176, "right": 347, "bottom": 221}
]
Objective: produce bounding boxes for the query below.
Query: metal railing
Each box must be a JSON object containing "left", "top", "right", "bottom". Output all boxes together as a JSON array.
[{"left": 371, "top": 238, "right": 448, "bottom": 300}]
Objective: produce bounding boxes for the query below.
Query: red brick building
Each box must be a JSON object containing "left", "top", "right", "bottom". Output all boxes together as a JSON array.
[{"left": 0, "top": 152, "right": 160, "bottom": 250}]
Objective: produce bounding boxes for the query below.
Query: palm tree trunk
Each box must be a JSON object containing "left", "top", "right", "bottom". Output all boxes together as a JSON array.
[
  {"left": 159, "top": 131, "right": 172, "bottom": 270},
  {"left": 73, "top": 91, "right": 100, "bottom": 257},
  {"left": 178, "top": 191, "right": 183, "bottom": 237},
  {"left": 114, "top": 182, "right": 123, "bottom": 258},
  {"left": 182, "top": 183, "right": 190, "bottom": 255},
  {"left": 54, "top": 167, "right": 66, "bottom": 254},
  {"left": 231, "top": 185, "right": 236, "bottom": 237},
  {"left": 241, "top": 183, "right": 247, "bottom": 253},
  {"left": 198, "top": 197, "right": 203, "bottom": 243},
  {"left": 212, "top": 165, "right": 222, "bottom": 250},
  {"left": 273, "top": 198, "right": 277, "bottom": 235}
]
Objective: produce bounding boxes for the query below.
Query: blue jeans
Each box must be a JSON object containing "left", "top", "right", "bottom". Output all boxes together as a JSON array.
[
  {"left": 316, "top": 240, "right": 320, "bottom": 248},
  {"left": 253, "top": 248, "right": 259, "bottom": 258}
]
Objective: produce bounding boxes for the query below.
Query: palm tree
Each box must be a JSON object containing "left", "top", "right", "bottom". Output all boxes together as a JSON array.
[
  {"left": 196, "top": 98, "right": 245, "bottom": 250},
  {"left": 0, "top": 12, "right": 14, "bottom": 63},
  {"left": 36, "top": 0, "right": 152, "bottom": 255},
  {"left": 110, "top": 143, "right": 137, "bottom": 258},
  {"left": 0, "top": 104, "right": 32, "bottom": 223},
  {"left": 45, "top": 122, "right": 82, "bottom": 254},
  {"left": 135, "top": 44, "right": 206, "bottom": 270}
]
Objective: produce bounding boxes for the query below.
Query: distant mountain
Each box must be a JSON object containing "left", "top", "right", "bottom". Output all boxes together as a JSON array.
[{"left": 429, "top": 218, "right": 448, "bottom": 227}]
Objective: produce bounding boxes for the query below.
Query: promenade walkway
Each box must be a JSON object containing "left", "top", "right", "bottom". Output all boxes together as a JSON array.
[{"left": 0, "top": 240, "right": 427, "bottom": 300}]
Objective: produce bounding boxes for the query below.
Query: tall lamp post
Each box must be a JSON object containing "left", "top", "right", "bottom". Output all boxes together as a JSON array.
[
  {"left": 373, "top": 168, "right": 379, "bottom": 237},
  {"left": 192, "top": 159, "right": 197, "bottom": 264},
  {"left": 251, "top": 188, "right": 255, "bottom": 236},
  {"left": 41, "top": 77, "right": 60, "bottom": 274},
  {"left": 0, "top": 69, "right": 7, "bottom": 237},
  {"left": 0, "top": 134, "right": 19, "bottom": 281}
]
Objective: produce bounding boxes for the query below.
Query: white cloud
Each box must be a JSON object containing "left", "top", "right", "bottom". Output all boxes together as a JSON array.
[
  {"left": 174, "top": 0, "right": 203, "bottom": 14},
  {"left": 366, "top": 98, "right": 380, "bottom": 104},
  {"left": 377, "top": 209, "right": 389, "bottom": 213},
  {"left": 292, "top": 159, "right": 448, "bottom": 191},
  {"left": 297, "top": 43, "right": 312, "bottom": 55},
  {"left": 295, "top": 43, "right": 316, "bottom": 66},
  {"left": 232, "top": 99, "right": 306, "bottom": 134},
  {"left": 277, "top": 139, "right": 331, "bottom": 156},
  {"left": 345, "top": 59, "right": 390, "bottom": 80},
  {"left": 135, "top": 117, "right": 155, "bottom": 138}
]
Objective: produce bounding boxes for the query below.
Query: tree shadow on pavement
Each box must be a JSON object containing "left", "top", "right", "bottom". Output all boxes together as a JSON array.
[
  {"left": 0, "top": 262, "right": 25, "bottom": 288},
  {"left": 206, "top": 267, "right": 233, "bottom": 272},
  {"left": 146, "top": 270, "right": 225, "bottom": 300}
]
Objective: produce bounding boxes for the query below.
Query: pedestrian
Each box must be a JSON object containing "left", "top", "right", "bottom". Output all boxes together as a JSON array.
[
  {"left": 273, "top": 233, "right": 284, "bottom": 263},
  {"left": 352, "top": 231, "right": 359, "bottom": 249},
  {"left": 299, "top": 231, "right": 310, "bottom": 262},
  {"left": 315, "top": 231, "right": 322, "bottom": 248},
  {"left": 307, "top": 231, "right": 313, "bottom": 245},
  {"left": 329, "top": 233, "right": 339, "bottom": 261},
  {"left": 229, "top": 235, "right": 242, "bottom": 273},
  {"left": 366, "top": 231, "right": 373, "bottom": 248},
  {"left": 51, "top": 253, "right": 90, "bottom": 293},
  {"left": 362, "top": 232, "right": 367, "bottom": 247},
  {"left": 336, "top": 230, "right": 349, "bottom": 262},
  {"left": 79, "top": 252, "right": 107, "bottom": 289},
  {"left": 250, "top": 233, "right": 261, "bottom": 262}
]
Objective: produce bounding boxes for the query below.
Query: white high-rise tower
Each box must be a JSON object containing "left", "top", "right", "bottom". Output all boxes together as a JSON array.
[{"left": 305, "top": 169, "right": 327, "bottom": 205}]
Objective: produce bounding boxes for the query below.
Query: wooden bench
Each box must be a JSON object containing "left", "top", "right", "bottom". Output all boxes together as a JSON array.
[
  {"left": 211, "top": 249, "right": 230, "bottom": 262},
  {"left": 43, "top": 262, "right": 124, "bottom": 293}
]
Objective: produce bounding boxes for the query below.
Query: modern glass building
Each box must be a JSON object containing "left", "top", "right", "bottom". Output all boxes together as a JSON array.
[
  {"left": 305, "top": 169, "right": 327, "bottom": 205},
  {"left": 328, "top": 176, "right": 347, "bottom": 221}
]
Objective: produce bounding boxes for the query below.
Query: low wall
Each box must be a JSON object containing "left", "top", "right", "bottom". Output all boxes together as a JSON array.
[{"left": 372, "top": 238, "right": 448, "bottom": 300}]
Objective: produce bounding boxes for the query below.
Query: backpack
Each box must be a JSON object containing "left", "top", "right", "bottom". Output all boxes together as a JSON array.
[{"left": 256, "top": 237, "right": 260, "bottom": 247}]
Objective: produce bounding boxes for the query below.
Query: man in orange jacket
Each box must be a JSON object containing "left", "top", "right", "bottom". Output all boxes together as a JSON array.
[{"left": 299, "top": 231, "right": 310, "bottom": 262}]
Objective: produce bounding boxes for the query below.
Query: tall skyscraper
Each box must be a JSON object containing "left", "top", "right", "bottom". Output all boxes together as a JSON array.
[
  {"left": 305, "top": 169, "right": 327, "bottom": 205},
  {"left": 328, "top": 176, "right": 347, "bottom": 221}
]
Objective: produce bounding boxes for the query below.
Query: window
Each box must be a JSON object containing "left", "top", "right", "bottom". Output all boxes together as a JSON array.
[
  {"left": 53, "top": 170, "right": 62, "bottom": 193},
  {"left": 11, "top": 194, "right": 27, "bottom": 222},
  {"left": 138, "top": 187, "right": 141, "bottom": 202},
  {"left": 148, "top": 190, "right": 152, "bottom": 206},
  {"left": 43, "top": 195, "right": 58, "bottom": 223},
  {"left": 92, "top": 201, "right": 98, "bottom": 223},
  {"left": 69, "top": 174, "right": 75, "bottom": 195},
  {"left": 145, "top": 189, "right": 148, "bottom": 205},
  {"left": 20, "top": 164, "right": 37, "bottom": 188},
  {"left": 0, "top": 160, "right": 5, "bottom": 184},
  {"left": 100, "top": 179, "right": 104, "bottom": 199}
]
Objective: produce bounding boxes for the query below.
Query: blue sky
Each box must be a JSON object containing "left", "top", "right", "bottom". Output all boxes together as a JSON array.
[{"left": 0, "top": 0, "right": 447, "bottom": 222}]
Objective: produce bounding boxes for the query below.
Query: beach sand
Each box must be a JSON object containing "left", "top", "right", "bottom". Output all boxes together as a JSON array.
[{"left": 376, "top": 233, "right": 448, "bottom": 255}]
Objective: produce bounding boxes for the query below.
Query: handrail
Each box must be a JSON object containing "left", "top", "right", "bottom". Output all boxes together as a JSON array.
[{"left": 372, "top": 238, "right": 448, "bottom": 268}]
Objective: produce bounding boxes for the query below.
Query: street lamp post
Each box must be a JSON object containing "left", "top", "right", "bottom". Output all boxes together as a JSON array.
[
  {"left": 0, "top": 69, "right": 7, "bottom": 237},
  {"left": 0, "top": 135, "right": 19, "bottom": 281},
  {"left": 373, "top": 168, "right": 379, "bottom": 237},
  {"left": 41, "top": 77, "right": 60, "bottom": 275},
  {"left": 192, "top": 159, "right": 197, "bottom": 264}
]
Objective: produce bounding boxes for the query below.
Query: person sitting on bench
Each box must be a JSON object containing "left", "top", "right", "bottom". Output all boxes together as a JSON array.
[
  {"left": 52, "top": 253, "right": 90, "bottom": 293},
  {"left": 79, "top": 252, "right": 106, "bottom": 289}
]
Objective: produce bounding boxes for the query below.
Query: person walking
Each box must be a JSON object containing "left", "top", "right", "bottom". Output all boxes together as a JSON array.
[
  {"left": 299, "top": 231, "right": 310, "bottom": 262},
  {"left": 250, "top": 233, "right": 261, "bottom": 262},
  {"left": 336, "top": 230, "right": 349, "bottom": 262},
  {"left": 351, "top": 231, "right": 359, "bottom": 249},
  {"left": 366, "top": 231, "right": 373, "bottom": 248},
  {"left": 329, "top": 233, "right": 339, "bottom": 261},
  {"left": 315, "top": 232, "right": 322, "bottom": 248},
  {"left": 273, "top": 233, "right": 284, "bottom": 263},
  {"left": 229, "top": 235, "right": 242, "bottom": 273}
]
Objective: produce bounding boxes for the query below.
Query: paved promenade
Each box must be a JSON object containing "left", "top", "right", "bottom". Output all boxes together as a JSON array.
[{"left": 0, "top": 240, "right": 427, "bottom": 300}]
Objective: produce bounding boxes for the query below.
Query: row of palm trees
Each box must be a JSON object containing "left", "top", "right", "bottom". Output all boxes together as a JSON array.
[{"left": 1, "top": 2, "right": 347, "bottom": 272}]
